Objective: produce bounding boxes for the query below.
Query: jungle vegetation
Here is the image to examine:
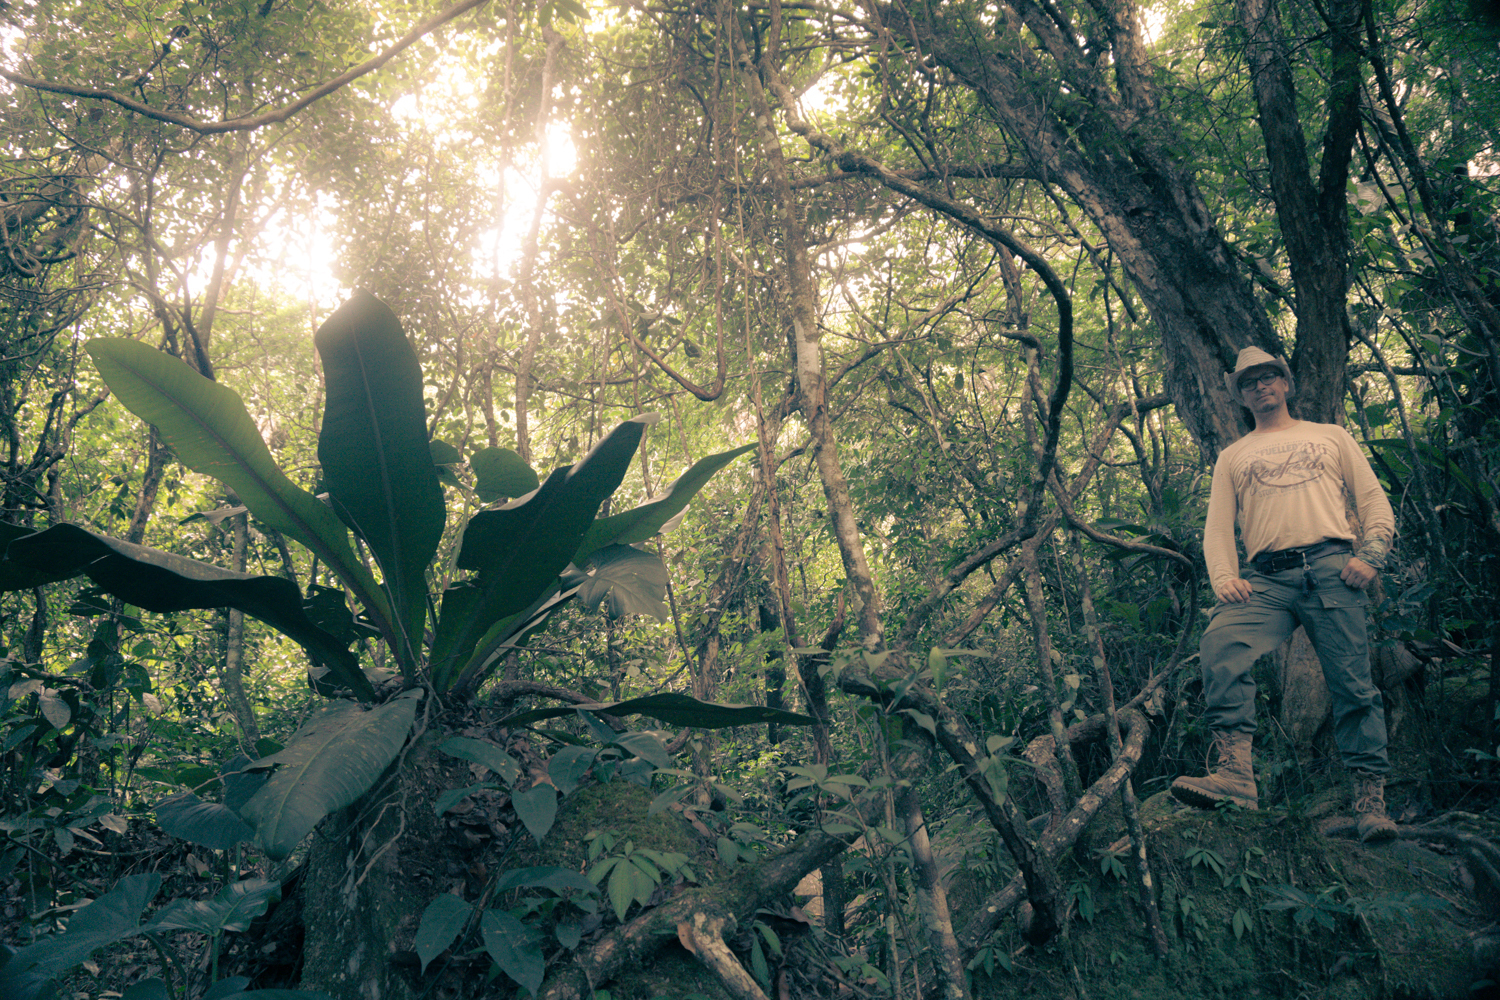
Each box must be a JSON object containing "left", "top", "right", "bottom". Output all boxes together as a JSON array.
[{"left": 1, "top": 0, "right": 1498, "bottom": 998}]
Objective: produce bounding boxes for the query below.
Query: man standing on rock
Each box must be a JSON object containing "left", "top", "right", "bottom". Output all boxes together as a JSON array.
[{"left": 1171, "top": 347, "right": 1399, "bottom": 843}]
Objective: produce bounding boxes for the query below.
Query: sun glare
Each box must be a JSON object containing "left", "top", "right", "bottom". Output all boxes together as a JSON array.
[{"left": 246, "top": 53, "right": 580, "bottom": 319}]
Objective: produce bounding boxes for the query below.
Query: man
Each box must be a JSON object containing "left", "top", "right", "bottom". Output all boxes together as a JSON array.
[{"left": 1171, "top": 346, "right": 1398, "bottom": 843}]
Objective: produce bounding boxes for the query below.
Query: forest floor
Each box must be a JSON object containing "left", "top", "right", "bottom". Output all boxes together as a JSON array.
[{"left": 947, "top": 793, "right": 1487, "bottom": 1000}]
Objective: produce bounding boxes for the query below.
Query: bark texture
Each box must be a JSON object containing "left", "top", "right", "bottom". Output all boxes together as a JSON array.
[{"left": 887, "top": 0, "right": 1276, "bottom": 461}]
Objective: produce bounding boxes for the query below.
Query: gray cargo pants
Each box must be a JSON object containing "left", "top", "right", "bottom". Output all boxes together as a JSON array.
[{"left": 1200, "top": 549, "right": 1389, "bottom": 774}]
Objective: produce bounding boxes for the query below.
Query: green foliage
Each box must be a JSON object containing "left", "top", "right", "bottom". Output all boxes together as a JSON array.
[
  {"left": 4, "top": 524, "right": 368, "bottom": 699},
  {"left": 0, "top": 872, "right": 327, "bottom": 1000},
  {"left": 150, "top": 879, "right": 281, "bottom": 937},
  {"left": 586, "top": 830, "right": 696, "bottom": 923},
  {"left": 154, "top": 791, "right": 254, "bottom": 850},
  {"left": 471, "top": 446, "right": 541, "bottom": 503},
  {"left": 431, "top": 416, "right": 652, "bottom": 687},
  {"left": 1, "top": 291, "right": 759, "bottom": 885},
  {"left": 313, "top": 292, "right": 445, "bottom": 666},
  {"left": 235, "top": 691, "right": 421, "bottom": 860},
  {"left": 83, "top": 337, "right": 395, "bottom": 655},
  {"left": 1260, "top": 883, "right": 1347, "bottom": 931},
  {"left": 3, "top": 0, "right": 1496, "bottom": 993}
]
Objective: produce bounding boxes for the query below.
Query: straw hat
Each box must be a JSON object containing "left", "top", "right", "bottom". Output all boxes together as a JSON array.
[{"left": 1225, "top": 346, "right": 1295, "bottom": 397}]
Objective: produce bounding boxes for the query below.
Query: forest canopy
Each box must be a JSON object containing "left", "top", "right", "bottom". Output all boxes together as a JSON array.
[{"left": 1, "top": 0, "right": 1498, "bottom": 998}]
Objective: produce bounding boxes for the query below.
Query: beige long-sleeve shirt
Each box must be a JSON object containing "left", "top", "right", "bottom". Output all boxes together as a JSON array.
[{"left": 1204, "top": 421, "right": 1395, "bottom": 588}]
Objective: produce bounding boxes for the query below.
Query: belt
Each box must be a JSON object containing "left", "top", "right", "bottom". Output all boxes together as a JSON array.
[{"left": 1251, "top": 539, "right": 1351, "bottom": 575}]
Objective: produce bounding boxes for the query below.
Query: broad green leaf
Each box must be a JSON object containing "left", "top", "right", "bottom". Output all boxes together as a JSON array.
[
  {"left": 314, "top": 293, "right": 445, "bottom": 659},
  {"left": 480, "top": 909, "right": 546, "bottom": 997},
  {"left": 438, "top": 737, "right": 520, "bottom": 786},
  {"left": 415, "top": 894, "right": 473, "bottom": 974},
  {"left": 147, "top": 879, "right": 280, "bottom": 935},
  {"left": 573, "top": 443, "right": 754, "bottom": 563},
  {"left": 0, "top": 873, "right": 161, "bottom": 995},
  {"left": 545, "top": 746, "right": 599, "bottom": 796},
  {"left": 237, "top": 692, "right": 421, "bottom": 860},
  {"left": 428, "top": 583, "right": 485, "bottom": 686},
  {"left": 122, "top": 979, "right": 171, "bottom": 1000},
  {"left": 0, "top": 521, "right": 81, "bottom": 592},
  {"left": 606, "top": 860, "right": 636, "bottom": 922},
  {"left": 439, "top": 580, "right": 583, "bottom": 693},
  {"left": 493, "top": 867, "right": 598, "bottom": 896},
  {"left": 84, "top": 339, "right": 393, "bottom": 638},
  {"left": 431, "top": 416, "right": 654, "bottom": 682},
  {"left": 221, "top": 754, "right": 269, "bottom": 814},
  {"left": 37, "top": 690, "right": 70, "bottom": 729},
  {"left": 302, "top": 584, "right": 380, "bottom": 647},
  {"left": 750, "top": 932, "right": 770, "bottom": 987},
  {"left": 6, "top": 525, "right": 371, "bottom": 701},
  {"left": 555, "top": 916, "right": 583, "bottom": 950},
  {"left": 155, "top": 792, "right": 253, "bottom": 850},
  {"left": 471, "top": 446, "right": 540, "bottom": 503},
  {"left": 499, "top": 692, "right": 817, "bottom": 729},
  {"left": 432, "top": 441, "right": 463, "bottom": 489},
  {"left": 648, "top": 783, "right": 695, "bottom": 816},
  {"left": 612, "top": 731, "right": 670, "bottom": 769},
  {"left": 511, "top": 785, "right": 558, "bottom": 844},
  {"left": 561, "top": 545, "right": 668, "bottom": 621}
]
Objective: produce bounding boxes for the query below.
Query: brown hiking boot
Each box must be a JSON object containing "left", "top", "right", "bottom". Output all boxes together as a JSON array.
[
  {"left": 1171, "top": 731, "right": 1258, "bottom": 809},
  {"left": 1353, "top": 771, "right": 1398, "bottom": 843}
]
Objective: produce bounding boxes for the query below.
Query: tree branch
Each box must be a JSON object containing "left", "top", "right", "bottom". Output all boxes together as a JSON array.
[
  {"left": 678, "top": 912, "right": 771, "bottom": 1000},
  {"left": 0, "top": 0, "right": 489, "bottom": 134}
]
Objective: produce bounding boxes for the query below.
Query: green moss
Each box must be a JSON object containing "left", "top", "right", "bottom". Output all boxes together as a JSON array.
[
  {"left": 533, "top": 781, "right": 698, "bottom": 870},
  {"left": 532, "top": 781, "right": 729, "bottom": 1000}
]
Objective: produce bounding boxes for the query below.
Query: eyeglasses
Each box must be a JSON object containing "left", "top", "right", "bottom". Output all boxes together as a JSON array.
[{"left": 1237, "top": 371, "right": 1283, "bottom": 392}]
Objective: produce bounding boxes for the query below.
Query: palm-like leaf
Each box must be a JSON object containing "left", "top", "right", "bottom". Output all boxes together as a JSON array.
[
  {"left": 561, "top": 544, "right": 669, "bottom": 621},
  {"left": 471, "top": 446, "right": 540, "bottom": 503},
  {"left": 314, "top": 293, "right": 445, "bottom": 669},
  {"left": 0, "top": 522, "right": 79, "bottom": 591},
  {"left": 236, "top": 690, "right": 421, "bottom": 859},
  {"left": 6, "top": 524, "right": 371, "bottom": 699},
  {"left": 85, "top": 339, "right": 396, "bottom": 644},
  {"left": 497, "top": 692, "right": 818, "bottom": 728},
  {"left": 573, "top": 443, "right": 755, "bottom": 563},
  {"left": 429, "top": 416, "right": 653, "bottom": 684}
]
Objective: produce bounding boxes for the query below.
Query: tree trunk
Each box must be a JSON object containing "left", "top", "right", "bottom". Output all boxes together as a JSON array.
[
  {"left": 1236, "top": 0, "right": 1362, "bottom": 422},
  {"left": 734, "top": 12, "right": 884, "bottom": 648},
  {"left": 1237, "top": 0, "right": 1364, "bottom": 739},
  {"left": 219, "top": 512, "right": 260, "bottom": 748},
  {"left": 894, "top": 1, "right": 1275, "bottom": 462},
  {"left": 299, "top": 733, "right": 466, "bottom": 1000}
]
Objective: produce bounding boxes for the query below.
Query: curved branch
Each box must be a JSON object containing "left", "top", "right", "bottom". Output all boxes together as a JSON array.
[
  {"left": 894, "top": 524, "right": 1037, "bottom": 648},
  {"left": 956, "top": 708, "right": 1150, "bottom": 956},
  {"left": 1047, "top": 475, "right": 1196, "bottom": 570},
  {"left": 487, "top": 680, "right": 629, "bottom": 731},
  {"left": 619, "top": 323, "right": 725, "bottom": 402},
  {"left": 0, "top": 0, "right": 488, "bottom": 134},
  {"left": 915, "top": 393, "right": 1171, "bottom": 648}
]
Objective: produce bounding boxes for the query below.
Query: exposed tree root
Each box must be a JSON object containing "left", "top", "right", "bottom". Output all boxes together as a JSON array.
[
  {"left": 536, "top": 740, "right": 930, "bottom": 1000},
  {"left": 1316, "top": 815, "right": 1500, "bottom": 919},
  {"left": 678, "top": 912, "right": 771, "bottom": 1000},
  {"left": 956, "top": 710, "right": 1149, "bottom": 957}
]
